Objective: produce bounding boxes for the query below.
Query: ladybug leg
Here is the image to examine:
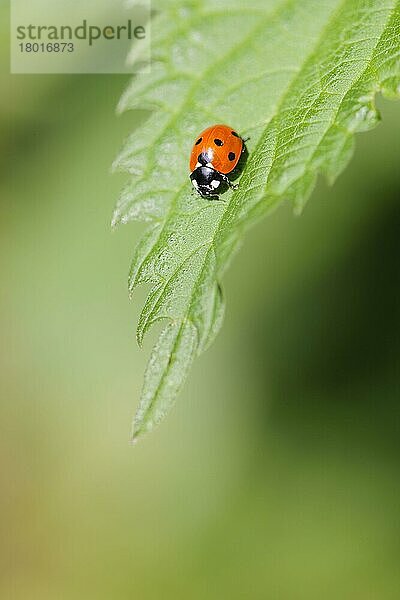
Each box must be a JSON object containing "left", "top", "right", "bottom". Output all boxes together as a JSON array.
[{"left": 220, "top": 172, "right": 239, "bottom": 191}]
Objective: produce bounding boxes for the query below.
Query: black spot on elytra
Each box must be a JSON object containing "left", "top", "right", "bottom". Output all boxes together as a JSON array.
[
  {"left": 214, "top": 138, "right": 223, "bottom": 146},
  {"left": 198, "top": 152, "right": 211, "bottom": 166},
  {"left": 228, "top": 152, "right": 236, "bottom": 161},
  {"left": 195, "top": 137, "right": 202, "bottom": 145},
  {"left": 231, "top": 131, "right": 239, "bottom": 137}
]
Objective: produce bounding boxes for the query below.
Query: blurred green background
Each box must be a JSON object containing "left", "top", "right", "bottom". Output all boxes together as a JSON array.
[{"left": 1, "top": 4, "right": 400, "bottom": 598}]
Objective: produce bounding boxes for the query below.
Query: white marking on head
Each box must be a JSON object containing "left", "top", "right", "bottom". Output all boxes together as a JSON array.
[
  {"left": 195, "top": 162, "right": 201, "bottom": 168},
  {"left": 192, "top": 179, "right": 198, "bottom": 188},
  {"left": 206, "top": 162, "right": 214, "bottom": 168},
  {"left": 211, "top": 179, "right": 220, "bottom": 189}
]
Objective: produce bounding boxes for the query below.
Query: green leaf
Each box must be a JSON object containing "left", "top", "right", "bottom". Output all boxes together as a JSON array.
[{"left": 114, "top": 0, "right": 400, "bottom": 441}]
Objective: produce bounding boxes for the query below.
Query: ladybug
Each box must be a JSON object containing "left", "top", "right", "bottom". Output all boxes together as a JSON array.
[{"left": 189, "top": 124, "right": 245, "bottom": 198}]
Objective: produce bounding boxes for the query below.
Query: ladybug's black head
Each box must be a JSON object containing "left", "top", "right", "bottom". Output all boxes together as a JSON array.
[{"left": 190, "top": 166, "right": 226, "bottom": 198}]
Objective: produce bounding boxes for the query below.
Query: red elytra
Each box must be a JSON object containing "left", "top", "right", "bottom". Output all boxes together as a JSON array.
[{"left": 189, "top": 124, "right": 244, "bottom": 174}]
